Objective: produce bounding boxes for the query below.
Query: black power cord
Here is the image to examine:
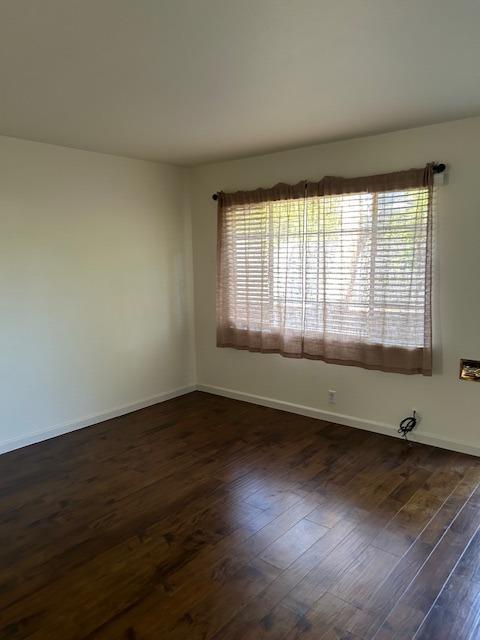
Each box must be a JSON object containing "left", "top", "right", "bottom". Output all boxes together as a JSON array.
[{"left": 398, "top": 411, "right": 417, "bottom": 447}]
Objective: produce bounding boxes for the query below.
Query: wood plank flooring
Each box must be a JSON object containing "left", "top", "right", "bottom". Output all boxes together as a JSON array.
[{"left": 1, "top": 390, "right": 479, "bottom": 639}]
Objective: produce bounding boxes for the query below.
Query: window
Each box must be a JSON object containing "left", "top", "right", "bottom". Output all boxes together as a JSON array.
[{"left": 216, "top": 165, "right": 433, "bottom": 375}]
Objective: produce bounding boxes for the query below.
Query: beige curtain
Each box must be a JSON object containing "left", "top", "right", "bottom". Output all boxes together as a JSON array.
[{"left": 216, "top": 165, "right": 433, "bottom": 375}]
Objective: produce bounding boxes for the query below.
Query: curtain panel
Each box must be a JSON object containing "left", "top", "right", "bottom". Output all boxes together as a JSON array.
[{"left": 216, "top": 164, "right": 433, "bottom": 375}]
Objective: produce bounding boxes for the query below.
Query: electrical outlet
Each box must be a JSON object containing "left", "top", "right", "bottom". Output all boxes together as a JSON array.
[{"left": 328, "top": 390, "right": 336, "bottom": 405}]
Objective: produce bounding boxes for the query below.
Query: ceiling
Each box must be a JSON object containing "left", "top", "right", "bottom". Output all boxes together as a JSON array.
[{"left": 1, "top": 0, "right": 479, "bottom": 165}]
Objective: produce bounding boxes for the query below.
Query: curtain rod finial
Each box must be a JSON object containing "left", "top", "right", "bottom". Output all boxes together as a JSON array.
[{"left": 212, "top": 193, "right": 219, "bottom": 201}]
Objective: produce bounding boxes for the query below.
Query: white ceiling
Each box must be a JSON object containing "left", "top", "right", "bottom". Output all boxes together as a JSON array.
[{"left": 1, "top": 0, "right": 479, "bottom": 165}]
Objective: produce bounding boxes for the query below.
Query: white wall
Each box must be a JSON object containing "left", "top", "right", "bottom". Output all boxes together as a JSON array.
[
  {"left": 191, "top": 117, "right": 480, "bottom": 455},
  {"left": 3, "top": 117, "right": 479, "bottom": 456},
  {"left": 0, "top": 135, "right": 195, "bottom": 451}
]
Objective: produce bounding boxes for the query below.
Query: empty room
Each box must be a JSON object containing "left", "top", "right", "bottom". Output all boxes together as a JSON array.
[{"left": 1, "top": 1, "right": 480, "bottom": 638}]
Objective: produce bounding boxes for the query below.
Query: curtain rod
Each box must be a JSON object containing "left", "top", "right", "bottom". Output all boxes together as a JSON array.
[{"left": 211, "top": 163, "right": 446, "bottom": 201}]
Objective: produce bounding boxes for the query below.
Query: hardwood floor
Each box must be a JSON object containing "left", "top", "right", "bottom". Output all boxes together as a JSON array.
[{"left": 1, "top": 391, "right": 479, "bottom": 639}]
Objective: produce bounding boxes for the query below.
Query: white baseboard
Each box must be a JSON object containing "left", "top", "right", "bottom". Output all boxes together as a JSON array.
[
  {"left": 197, "top": 384, "right": 480, "bottom": 458},
  {"left": 0, "top": 384, "right": 197, "bottom": 455},
  {"left": 4, "top": 382, "right": 478, "bottom": 459}
]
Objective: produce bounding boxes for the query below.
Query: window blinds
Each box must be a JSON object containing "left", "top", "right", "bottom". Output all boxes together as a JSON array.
[{"left": 216, "top": 165, "right": 433, "bottom": 375}]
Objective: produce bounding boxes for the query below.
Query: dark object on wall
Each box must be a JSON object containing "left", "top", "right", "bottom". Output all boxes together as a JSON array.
[
  {"left": 398, "top": 411, "right": 417, "bottom": 446},
  {"left": 459, "top": 359, "right": 480, "bottom": 381}
]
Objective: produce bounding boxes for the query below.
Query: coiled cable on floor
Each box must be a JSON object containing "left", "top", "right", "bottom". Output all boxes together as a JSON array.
[{"left": 398, "top": 411, "right": 417, "bottom": 446}]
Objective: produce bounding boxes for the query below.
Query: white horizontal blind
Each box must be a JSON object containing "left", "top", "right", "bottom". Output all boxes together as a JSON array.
[
  {"left": 304, "top": 188, "right": 430, "bottom": 348},
  {"left": 222, "top": 196, "right": 305, "bottom": 340},
  {"left": 217, "top": 169, "right": 433, "bottom": 374}
]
